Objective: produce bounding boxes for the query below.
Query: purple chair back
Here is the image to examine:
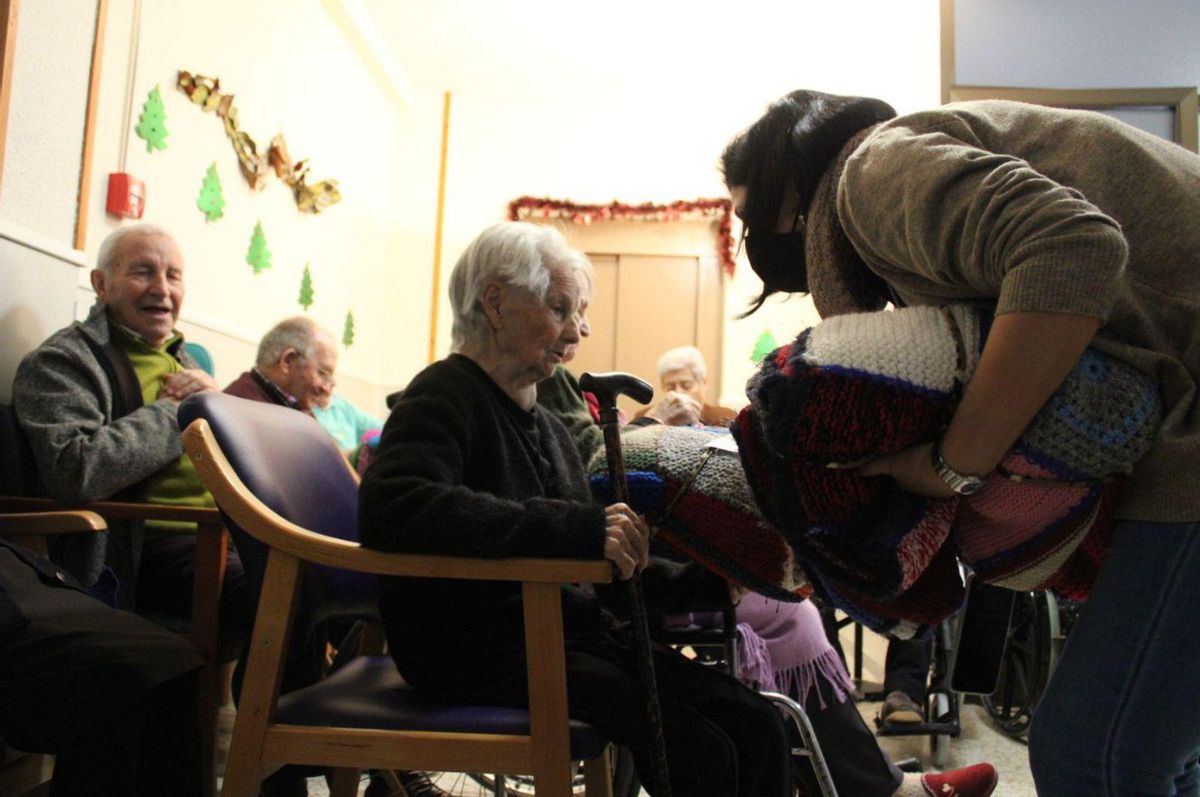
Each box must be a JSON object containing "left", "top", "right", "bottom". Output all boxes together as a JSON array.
[{"left": 177, "top": 392, "right": 376, "bottom": 619}]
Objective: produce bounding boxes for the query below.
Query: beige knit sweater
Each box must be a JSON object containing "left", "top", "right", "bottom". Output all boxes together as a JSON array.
[{"left": 833, "top": 100, "right": 1200, "bottom": 522}]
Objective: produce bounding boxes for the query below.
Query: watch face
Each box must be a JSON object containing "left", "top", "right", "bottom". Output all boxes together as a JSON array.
[
  {"left": 932, "top": 444, "right": 986, "bottom": 495},
  {"left": 957, "top": 476, "right": 985, "bottom": 496}
]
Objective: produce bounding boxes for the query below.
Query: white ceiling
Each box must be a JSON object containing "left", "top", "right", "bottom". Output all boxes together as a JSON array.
[{"left": 360, "top": 0, "right": 943, "bottom": 109}]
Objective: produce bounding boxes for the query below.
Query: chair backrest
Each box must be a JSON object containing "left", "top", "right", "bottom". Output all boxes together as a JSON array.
[
  {"left": 0, "top": 403, "right": 37, "bottom": 496},
  {"left": 177, "top": 392, "right": 374, "bottom": 611},
  {"left": 182, "top": 341, "right": 216, "bottom": 377}
]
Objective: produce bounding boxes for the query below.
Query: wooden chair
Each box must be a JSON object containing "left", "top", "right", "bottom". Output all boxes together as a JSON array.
[
  {"left": 0, "top": 403, "right": 228, "bottom": 797},
  {"left": 179, "top": 391, "right": 617, "bottom": 797},
  {"left": 0, "top": 508, "right": 106, "bottom": 796}
]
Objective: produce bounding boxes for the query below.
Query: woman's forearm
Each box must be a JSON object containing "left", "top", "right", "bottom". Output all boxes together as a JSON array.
[{"left": 939, "top": 310, "right": 1102, "bottom": 476}]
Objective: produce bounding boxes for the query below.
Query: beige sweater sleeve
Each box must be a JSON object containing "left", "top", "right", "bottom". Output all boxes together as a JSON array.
[{"left": 836, "top": 118, "right": 1128, "bottom": 320}]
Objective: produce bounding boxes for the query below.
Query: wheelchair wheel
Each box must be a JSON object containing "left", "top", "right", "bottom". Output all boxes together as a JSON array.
[
  {"left": 927, "top": 690, "right": 952, "bottom": 768},
  {"left": 448, "top": 750, "right": 640, "bottom": 797},
  {"left": 982, "top": 590, "right": 1060, "bottom": 739},
  {"left": 466, "top": 772, "right": 585, "bottom": 796}
]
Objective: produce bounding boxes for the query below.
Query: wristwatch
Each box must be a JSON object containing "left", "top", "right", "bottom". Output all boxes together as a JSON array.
[{"left": 930, "top": 441, "right": 985, "bottom": 496}]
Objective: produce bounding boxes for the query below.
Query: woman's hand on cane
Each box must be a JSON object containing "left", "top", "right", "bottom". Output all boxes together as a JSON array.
[{"left": 604, "top": 503, "right": 651, "bottom": 579}]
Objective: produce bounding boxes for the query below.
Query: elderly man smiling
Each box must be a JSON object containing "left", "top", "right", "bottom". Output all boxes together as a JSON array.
[{"left": 12, "top": 223, "right": 250, "bottom": 631}]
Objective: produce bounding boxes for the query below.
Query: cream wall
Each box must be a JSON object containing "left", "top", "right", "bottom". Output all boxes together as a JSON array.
[
  {"left": 0, "top": 0, "right": 95, "bottom": 243},
  {"left": 0, "top": 0, "right": 413, "bottom": 414},
  {"left": 368, "top": 0, "right": 943, "bottom": 404}
]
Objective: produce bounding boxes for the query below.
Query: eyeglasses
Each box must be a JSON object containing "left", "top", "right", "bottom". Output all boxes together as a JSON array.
[{"left": 737, "top": 203, "right": 805, "bottom": 256}]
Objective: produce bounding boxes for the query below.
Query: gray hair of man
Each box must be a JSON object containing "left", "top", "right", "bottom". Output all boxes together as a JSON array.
[
  {"left": 656, "top": 345, "right": 707, "bottom": 383},
  {"left": 95, "top": 223, "right": 174, "bottom": 276},
  {"left": 448, "top": 221, "right": 593, "bottom": 351},
  {"left": 255, "top": 315, "right": 324, "bottom": 368}
]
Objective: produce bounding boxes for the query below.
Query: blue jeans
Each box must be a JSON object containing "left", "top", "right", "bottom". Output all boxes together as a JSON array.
[{"left": 1029, "top": 519, "right": 1200, "bottom": 796}]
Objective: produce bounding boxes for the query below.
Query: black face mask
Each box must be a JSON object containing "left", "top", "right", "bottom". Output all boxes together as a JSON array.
[{"left": 745, "top": 230, "right": 808, "bottom": 293}]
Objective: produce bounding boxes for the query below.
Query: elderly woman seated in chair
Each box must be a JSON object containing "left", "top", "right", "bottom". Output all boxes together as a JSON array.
[{"left": 358, "top": 221, "right": 792, "bottom": 797}]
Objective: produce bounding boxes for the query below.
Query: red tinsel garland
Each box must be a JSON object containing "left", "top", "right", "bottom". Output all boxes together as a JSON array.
[{"left": 507, "top": 195, "right": 736, "bottom": 277}]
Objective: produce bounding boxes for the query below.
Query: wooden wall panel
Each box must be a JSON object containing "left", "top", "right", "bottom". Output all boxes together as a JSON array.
[
  {"left": 569, "top": 253, "right": 618, "bottom": 379},
  {"left": 613, "top": 254, "right": 697, "bottom": 415}
]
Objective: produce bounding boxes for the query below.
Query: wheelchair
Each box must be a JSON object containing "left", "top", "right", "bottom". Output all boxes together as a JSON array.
[
  {"left": 418, "top": 605, "right": 839, "bottom": 797},
  {"left": 659, "top": 607, "right": 840, "bottom": 797}
]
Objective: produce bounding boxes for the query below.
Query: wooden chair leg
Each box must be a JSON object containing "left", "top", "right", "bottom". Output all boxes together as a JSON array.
[
  {"left": 583, "top": 746, "right": 615, "bottom": 797},
  {"left": 328, "top": 768, "right": 361, "bottom": 797},
  {"left": 221, "top": 551, "right": 301, "bottom": 797},
  {"left": 523, "top": 582, "right": 574, "bottom": 797}
]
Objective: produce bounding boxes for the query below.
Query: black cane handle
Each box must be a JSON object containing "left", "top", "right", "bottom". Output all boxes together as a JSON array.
[{"left": 580, "top": 371, "right": 654, "bottom": 409}]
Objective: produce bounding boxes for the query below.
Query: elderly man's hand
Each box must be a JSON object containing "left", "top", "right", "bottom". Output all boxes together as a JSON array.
[
  {"left": 603, "top": 503, "right": 650, "bottom": 580},
  {"left": 645, "top": 391, "right": 702, "bottom": 427},
  {"left": 160, "top": 369, "right": 220, "bottom": 402}
]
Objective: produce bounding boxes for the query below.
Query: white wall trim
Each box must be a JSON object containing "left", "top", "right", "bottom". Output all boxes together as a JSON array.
[{"left": 0, "top": 217, "right": 88, "bottom": 268}]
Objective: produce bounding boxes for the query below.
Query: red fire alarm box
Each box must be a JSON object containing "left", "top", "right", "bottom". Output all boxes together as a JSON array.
[{"left": 106, "top": 173, "right": 146, "bottom": 219}]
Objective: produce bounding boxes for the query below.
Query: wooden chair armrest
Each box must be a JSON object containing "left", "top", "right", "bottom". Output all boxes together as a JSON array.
[
  {"left": 265, "top": 520, "right": 613, "bottom": 584},
  {"left": 0, "top": 496, "right": 220, "bottom": 525},
  {"left": 0, "top": 510, "right": 106, "bottom": 535}
]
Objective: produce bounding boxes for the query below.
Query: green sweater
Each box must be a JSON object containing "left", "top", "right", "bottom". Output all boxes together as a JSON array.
[
  {"left": 114, "top": 326, "right": 214, "bottom": 531},
  {"left": 835, "top": 100, "right": 1200, "bottom": 521}
]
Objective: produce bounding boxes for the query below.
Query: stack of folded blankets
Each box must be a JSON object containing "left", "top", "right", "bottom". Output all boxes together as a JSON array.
[
  {"left": 590, "top": 305, "right": 1162, "bottom": 639},
  {"left": 736, "top": 305, "right": 1161, "bottom": 637}
]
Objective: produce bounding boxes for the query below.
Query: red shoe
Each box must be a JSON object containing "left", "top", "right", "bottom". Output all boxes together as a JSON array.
[{"left": 921, "top": 763, "right": 998, "bottom": 797}]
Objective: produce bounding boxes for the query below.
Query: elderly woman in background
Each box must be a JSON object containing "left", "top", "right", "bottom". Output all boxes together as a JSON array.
[
  {"left": 635, "top": 345, "right": 737, "bottom": 428},
  {"left": 358, "top": 221, "right": 791, "bottom": 797}
]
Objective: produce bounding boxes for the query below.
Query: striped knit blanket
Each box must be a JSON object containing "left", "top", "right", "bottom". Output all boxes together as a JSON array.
[
  {"left": 587, "top": 425, "right": 813, "bottom": 603},
  {"left": 734, "top": 305, "right": 1162, "bottom": 637}
]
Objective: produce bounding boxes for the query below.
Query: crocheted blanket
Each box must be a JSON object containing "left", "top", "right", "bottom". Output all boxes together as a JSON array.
[
  {"left": 587, "top": 425, "right": 812, "bottom": 603},
  {"left": 734, "top": 305, "right": 1162, "bottom": 637}
]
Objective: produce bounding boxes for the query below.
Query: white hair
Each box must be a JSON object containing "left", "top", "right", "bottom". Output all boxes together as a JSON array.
[
  {"left": 657, "top": 345, "right": 707, "bottom": 383},
  {"left": 96, "top": 223, "right": 173, "bottom": 275},
  {"left": 256, "top": 316, "right": 325, "bottom": 368},
  {"left": 448, "top": 221, "right": 593, "bottom": 350}
]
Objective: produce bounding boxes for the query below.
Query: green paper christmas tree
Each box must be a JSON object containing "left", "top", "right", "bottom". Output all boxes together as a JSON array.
[
  {"left": 750, "top": 330, "right": 779, "bottom": 364},
  {"left": 299, "top": 264, "right": 315, "bottom": 310},
  {"left": 246, "top": 222, "right": 271, "bottom": 274},
  {"left": 342, "top": 310, "right": 355, "bottom": 348},
  {"left": 135, "top": 85, "right": 168, "bottom": 153},
  {"left": 196, "top": 163, "right": 225, "bottom": 221}
]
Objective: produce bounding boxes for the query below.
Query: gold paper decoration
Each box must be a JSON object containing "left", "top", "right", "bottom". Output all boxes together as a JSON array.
[{"left": 177, "top": 70, "right": 340, "bottom": 212}]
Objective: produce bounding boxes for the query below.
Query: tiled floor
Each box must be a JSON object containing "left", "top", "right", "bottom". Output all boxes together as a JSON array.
[{"left": 225, "top": 694, "right": 1037, "bottom": 796}]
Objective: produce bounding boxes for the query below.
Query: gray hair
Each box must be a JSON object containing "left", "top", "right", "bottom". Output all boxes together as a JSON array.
[
  {"left": 256, "top": 316, "right": 323, "bottom": 368},
  {"left": 657, "top": 345, "right": 707, "bottom": 383},
  {"left": 448, "top": 222, "right": 592, "bottom": 351},
  {"left": 96, "top": 223, "right": 173, "bottom": 275}
]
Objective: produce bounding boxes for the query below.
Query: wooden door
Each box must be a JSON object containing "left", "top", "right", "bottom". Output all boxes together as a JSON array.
[{"left": 567, "top": 252, "right": 724, "bottom": 416}]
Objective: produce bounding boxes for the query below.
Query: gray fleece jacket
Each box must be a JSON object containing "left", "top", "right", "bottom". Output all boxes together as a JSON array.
[{"left": 11, "top": 302, "right": 198, "bottom": 605}]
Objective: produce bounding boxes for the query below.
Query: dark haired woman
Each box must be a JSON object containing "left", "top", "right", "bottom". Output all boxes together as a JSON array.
[{"left": 722, "top": 90, "right": 1200, "bottom": 796}]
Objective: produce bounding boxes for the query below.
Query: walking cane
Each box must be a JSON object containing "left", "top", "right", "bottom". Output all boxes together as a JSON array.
[{"left": 579, "top": 371, "right": 672, "bottom": 796}]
